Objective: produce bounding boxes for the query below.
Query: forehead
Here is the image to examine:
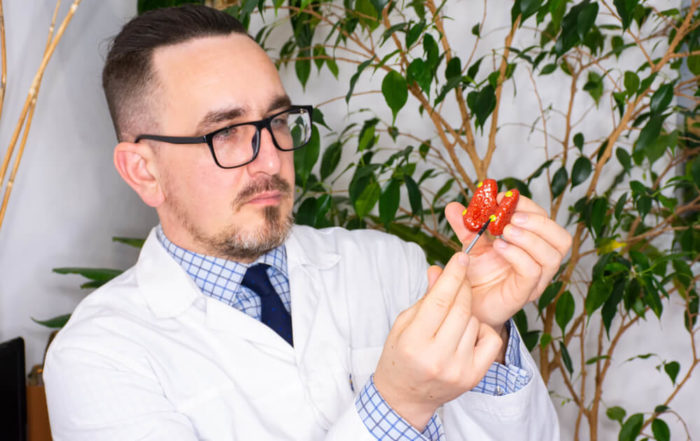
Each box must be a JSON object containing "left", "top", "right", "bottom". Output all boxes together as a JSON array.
[{"left": 151, "top": 34, "right": 286, "bottom": 129}]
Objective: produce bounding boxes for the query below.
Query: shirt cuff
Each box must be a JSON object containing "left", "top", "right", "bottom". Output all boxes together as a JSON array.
[
  {"left": 355, "top": 375, "right": 445, "bottom": 441},
  {"left": 471, "top": 319, "right": 532, "bottom": 396}
]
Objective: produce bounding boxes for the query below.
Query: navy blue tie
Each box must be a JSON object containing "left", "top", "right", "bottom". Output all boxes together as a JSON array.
[{"left": 241, "top": 264, "right": 293, "bottom": 346}]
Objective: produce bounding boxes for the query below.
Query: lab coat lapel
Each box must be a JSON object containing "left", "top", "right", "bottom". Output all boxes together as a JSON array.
[{"left": 136, "top": 228, "right": 294, "bottom": 355}]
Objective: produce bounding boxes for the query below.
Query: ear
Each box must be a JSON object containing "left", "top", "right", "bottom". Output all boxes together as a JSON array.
[{"left": 113, "top": 142, "right": 165, "bottom": 207}]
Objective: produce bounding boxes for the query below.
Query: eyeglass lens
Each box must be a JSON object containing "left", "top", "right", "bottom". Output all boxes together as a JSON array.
[{"left": 211, "top": 107, "right": 312, "bottom": 168}]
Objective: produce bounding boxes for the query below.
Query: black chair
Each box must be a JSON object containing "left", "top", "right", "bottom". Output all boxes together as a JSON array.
[{"left": 0, "top": 337, "right": 27, "bottom": 441}]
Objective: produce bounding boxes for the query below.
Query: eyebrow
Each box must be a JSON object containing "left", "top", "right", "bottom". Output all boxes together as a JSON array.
[{"left": 195, "top": 94, "right": 292, "bottom": 134}]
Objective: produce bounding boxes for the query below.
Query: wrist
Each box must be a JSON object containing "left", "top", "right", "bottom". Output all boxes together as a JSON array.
[{"left": 372, "top": 373, "right": 436, "bottom": 431}]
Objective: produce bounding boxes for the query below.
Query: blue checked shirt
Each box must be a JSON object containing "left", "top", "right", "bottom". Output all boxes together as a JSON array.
[{"left": 156, "top": 226, "right": 531, "bottom": 441}]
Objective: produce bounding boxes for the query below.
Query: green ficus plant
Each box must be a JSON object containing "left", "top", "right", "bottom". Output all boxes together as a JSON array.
[
  {"left": 44, "top": 0, "right": 698, "bottom": 439},
  {"left": 235, "top": 0, "right": 698, "bottom": 439}
]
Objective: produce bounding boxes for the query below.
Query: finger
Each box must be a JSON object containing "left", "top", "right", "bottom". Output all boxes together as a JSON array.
[
  {"left": 409, "top": 253, "right": 469, "bottom": 336},
  {"left": 427, "top": 265, "right": 442, "bottom": 291},
  {"left": 445, "top": 202, "right": 474, "bottom": 245},
  {"left": 509, "top": 211, "right": 573, "bottom": 257},
  {"left": 469, "top": 322, "right": 503, "bottom": 378},
  {"left": 492, "top": 237, "right": 542, "bottom": 303},
  {"left": 510, "top": 194, "right": 548, "bottom": 217},
  {"left": 434, "top": 272, "right": 473, "bottom": 351},
  {"left": 455, "top": 315, "right": 480, "bottom": 358},
  {"left": 502, "top": 223, "right": 564, "bottom": 296}
]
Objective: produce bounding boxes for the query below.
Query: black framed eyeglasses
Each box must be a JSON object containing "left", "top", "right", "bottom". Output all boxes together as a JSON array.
[{"left": 134, "top": 105, "right": 314, "bottom": 169}]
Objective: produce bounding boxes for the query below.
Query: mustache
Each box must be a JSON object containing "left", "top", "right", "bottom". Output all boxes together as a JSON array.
[{"left": 233, "top": 175, "right": 292, "bottom": 208}]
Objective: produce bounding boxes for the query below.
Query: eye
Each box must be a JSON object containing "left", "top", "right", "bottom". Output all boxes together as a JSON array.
[
  {"left": 213, "top": 126, "right": 238, "bottom": 142},
  {"left": 270, "top": 114, "right": 288, "bottom": 129}
]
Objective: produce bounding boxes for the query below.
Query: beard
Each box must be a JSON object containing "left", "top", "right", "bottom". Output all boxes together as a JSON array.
[{"left": 167, "top": 174, "right": 295, "bottom": 262}]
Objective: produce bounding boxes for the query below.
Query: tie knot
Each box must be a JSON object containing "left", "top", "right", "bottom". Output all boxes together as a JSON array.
[{"left": 241, "top": 264, "right": 274, "bottom": 298}]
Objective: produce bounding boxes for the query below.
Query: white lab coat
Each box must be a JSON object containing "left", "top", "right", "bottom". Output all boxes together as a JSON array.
[{"left": 44, "top": 225, "right": 559, "bottom": 440}]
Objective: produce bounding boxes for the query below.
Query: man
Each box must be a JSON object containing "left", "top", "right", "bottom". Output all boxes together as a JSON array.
[{"left": 44, "top": 5, "right": 572, "bottom": 440}]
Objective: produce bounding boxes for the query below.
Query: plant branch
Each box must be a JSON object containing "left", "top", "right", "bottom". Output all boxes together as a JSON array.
[{"left": 482, "top": 15, "right": 521, "bottom": 180}]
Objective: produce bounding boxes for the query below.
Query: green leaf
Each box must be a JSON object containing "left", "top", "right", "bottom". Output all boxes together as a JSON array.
[
  {"left": 583, "top": 71, "right": 604, "bottom": 106},
  {"left": 519, "top": 0, "right": 542, "bottom": 21},
  {"left": 571, "top": 157, "right": 592, "bottom": 188},
  {"left": 586, "top": 278, "right": 613, "bottom": 316},
  {"left": 295, "top": 197, "right": 317, "bottom": 226},
  {"left": 382, "top": 70, "right": 409, "bottom": 123},
  {"left": 573, "top": 132, "right": 584, "bottom": 151},
  {"left": 407, "top": 58, "right": 432, "bottom": 94},
  {"left": 294, "top": 125, "right": 320, "bottom": 187},
  {"left": 471, "top": 23, "right": 480, "bottom": 37},
  {"left": 538, "top": 281, "right": 563, "bottom": 311},
  {"left": 688, "top": 54, "right": 700, "bottom": 76},
  {"left": 591, "top": 197, "right": 608, "bottom": 237},
  {"left": 551, "top": 166, "right": 568, "bottom": 198},
  {"left": 31, "top": 314, "right": 71, "bottom": 329},
  {"left": 404, "top": 175, "right": 422, "bottom": 216},
  {"left": 555, "top": 290, "right": 575, "bottom": 335},
  {"left": 624, "top": 71, "right": 640, "bottom": 95},
  {"left": 405, "top": 21, "right": 425, "bottom": 49},
  {"left": 320, "top": 141, "right": 343, "bottom": 180},
  {"left": 619, "top": 413, "right": 644, "bottom": 441},
  {"left": 614, "top": 0, "right": 638, "bottom": 30},
  {"left": 112, "top": 237, "right": 145, "bottom": 248},
  {"left": 445, "top": 57, "right": 461, "bottom": 80},
  {"left": 346, "top": 58, "right": 373, "bottom": 103},
  {"left": 650, "top": 83, "right": 674, "bottom": 115},
  {"left": 577, "top": 2, "right": 599, "bottom": 40},
  {"left": 651, "top": 418, "right": 670, "bottom": 441},
  {"left": 664, "top": 361, "right": 680, "bottom": 385},
  {"left": 540, "top": 63, "right": 557, "bottom": 75},
  {"left": 295, "top": 59, "right": 311, "bottom": 88},
  {"left": 354, "top": 180, "right": 381, "bottom": 218},
  {"left": 560, "top": 341, "right": 573, "bottom": 375},
  {"left": 53, "top": 267, "right": 123, "bottom": 283},
  {"left": 607, "top": 406, "right": 626, "bottom": 423},
  {"left": 467, "top": 85, "right": 496, "bottom": 129},
  {"left": 379, "top": 179, "right": 401, "bottom": 225},
  {"left": 585, "top": 355, "right": 610, "bottom": 365},
  {"left": 635, "top": 115, "right": 664, "bottom": 155},
  {"left": 611, "top": 35, "right": 625, "bottom": 58},
  {"left": 616, "top": 147, "right": 631, "bottom": 171},
  {"left": 358, "top": 119, "right": 379, "bottom": 151}
]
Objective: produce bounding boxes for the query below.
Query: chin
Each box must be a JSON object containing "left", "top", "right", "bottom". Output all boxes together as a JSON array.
[{"left": 212, "top": 206, "right": 294, "bottom": 261}]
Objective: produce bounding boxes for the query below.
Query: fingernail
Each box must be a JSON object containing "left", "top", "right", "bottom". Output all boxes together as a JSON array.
[
  {"left": 458, "top": 253, "right": 469, "bottom": 266},
  {"left": 494, "top": 239, "right": 507, "bottom": 249},
  {"left": 512, "top": 213, "right": 528, "bottom": 225}
]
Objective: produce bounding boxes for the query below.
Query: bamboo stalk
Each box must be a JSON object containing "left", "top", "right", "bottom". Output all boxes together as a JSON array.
[{"left": 0, "top": 0, "right": 81, "bottom": 233}]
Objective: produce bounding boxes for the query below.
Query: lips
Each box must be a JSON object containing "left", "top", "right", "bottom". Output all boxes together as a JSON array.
[{"left": 234, "top": 175, "right": 292, "bottom": 210}]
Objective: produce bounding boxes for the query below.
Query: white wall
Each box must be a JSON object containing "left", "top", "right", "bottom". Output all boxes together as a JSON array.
[
  {"left": 0, "top": 1, "right": 155, "bottom": 367},
  {"left": 0, "top": 1, "right": 696, "bottom": 440}
]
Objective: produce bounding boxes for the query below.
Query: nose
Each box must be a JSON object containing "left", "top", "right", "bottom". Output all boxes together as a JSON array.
[{"left": 247, "top": 126, "right": 282, "bottom": 175}]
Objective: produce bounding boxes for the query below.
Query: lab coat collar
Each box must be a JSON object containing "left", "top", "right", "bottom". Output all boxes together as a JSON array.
[
  {"left": 136, "top": 228, "right": 202, "bottom": 319},
  {"left": 285, "top": 225, "right": 341, "bottom": 271},
  {"left": 136, "top": 225, "right": 342, "bottom": 319}
]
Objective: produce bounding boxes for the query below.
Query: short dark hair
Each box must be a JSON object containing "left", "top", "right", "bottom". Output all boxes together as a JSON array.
[{"left": 102, "top": 5, "right": 250, "bottom": 141}]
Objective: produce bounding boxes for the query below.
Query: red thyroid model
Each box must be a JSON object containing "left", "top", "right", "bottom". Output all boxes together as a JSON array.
[
  {"left": 462, "top": 179, "right": 498, "bottom": 231},
  {"left": 462, "top": 180, "right": 520, "bottom": 236},
  {"left": 487, "top": 189, "right": 520, "bottom": 235}
]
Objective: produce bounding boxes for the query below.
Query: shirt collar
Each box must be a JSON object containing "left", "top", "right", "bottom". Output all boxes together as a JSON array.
[{"left": 155, "top": 224, "right": 288, "bottom": 285}]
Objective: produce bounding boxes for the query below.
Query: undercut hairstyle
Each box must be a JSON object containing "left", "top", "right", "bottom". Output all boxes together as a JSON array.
[{"left": 102, "top": 5, "right": 250, "bottom": 142}]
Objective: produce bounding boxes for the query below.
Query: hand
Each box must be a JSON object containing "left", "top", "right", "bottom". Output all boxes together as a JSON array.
[
  {"left": 373, "top": 253, "right": 503, "bottom": 430},
  {"left": 445, "top": 195, "right": 573, "bottom": 331}
]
